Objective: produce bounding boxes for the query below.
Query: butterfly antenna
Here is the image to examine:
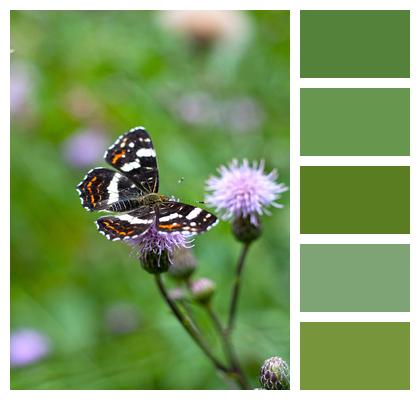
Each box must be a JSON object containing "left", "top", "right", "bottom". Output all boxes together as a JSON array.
[
  {"left": 169, "top": 177, "right": 207, "bottom": 205},
  {"left": 167, "top": 196, "right": 207, "bottom": 206}
]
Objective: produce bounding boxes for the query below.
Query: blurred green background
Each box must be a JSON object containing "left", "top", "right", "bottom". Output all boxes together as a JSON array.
[{"left": 11, "top": 11, "right": 289, "bottom": 389}]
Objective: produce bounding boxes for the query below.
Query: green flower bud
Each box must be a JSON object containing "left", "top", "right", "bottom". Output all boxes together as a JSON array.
[
  {"left": 259, "top": 356, "right": 290, "bottom": 390},
  {"left": 232, "top": 215, "right": 262, "bottom": 243},
  {"left": 167, "top": 287, "right": 187, "bottom": 302},
  {"left": 140, "top": 251, "right": 170, "bottom": 274},
  {"left": 190, "top": 278, "right": 215, "bottom": 304},
  {"left": 168, "top": 248, "right": 197, "bottom": 280}
]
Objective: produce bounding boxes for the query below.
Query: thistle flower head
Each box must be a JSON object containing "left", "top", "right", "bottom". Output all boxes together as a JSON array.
[
  {"left": 128, "top": 225, "right": 193, "bottom": 258},
  {"left": 205, "top": 159, "right": 288, "bottom": 226},
  {"left": 259, "top": 356, "right": 290, "bottom": 390},
  {"left": 127, "top": 225, "right": 194, "bottom": 274}
]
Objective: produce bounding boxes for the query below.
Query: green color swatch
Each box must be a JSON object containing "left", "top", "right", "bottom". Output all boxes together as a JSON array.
[
  {"left": 300, "top": 166, "right": 410, "bottom": 234},
  {"left": 300, "top": 322, "right": 410, "bottom": 389},
  {"left": 300, "top": 244, "right": 410, "bottom": 312},
  {"left": 300, "top": 89, "right": 410, "bottom": 156},
  {"left": 300, "top": 11, "right": 410, "bottom": 78}
]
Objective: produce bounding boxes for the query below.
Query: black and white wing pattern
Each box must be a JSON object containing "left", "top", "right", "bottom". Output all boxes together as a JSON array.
[
  {"left": 104, "top": 127, "right": 159, "bottom": 194},
  {"left": 156, "top": 202, "right": 218, "bottom": 234},
  {"left": 77, "top": 167, "right": 143, "bottom": 212},
  {"left": 78, "top": 125, "right": 219, "bottom": 242},
  {"left": 96, "top": 208, "right": 156, "bottom": 241}
]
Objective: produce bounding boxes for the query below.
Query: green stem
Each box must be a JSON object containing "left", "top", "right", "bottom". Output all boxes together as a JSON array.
[
  {"left": 206, "top": 304, "right": 251, "bottom": 389},
  {"left": 227, "top": 243, "right": 251, "bottom": 333},
  {"left": 154, "top": 274, "right": 229, "bottom": 374},
  {"left": 179, "top": 299, "right": 203, "bottom": 335}
]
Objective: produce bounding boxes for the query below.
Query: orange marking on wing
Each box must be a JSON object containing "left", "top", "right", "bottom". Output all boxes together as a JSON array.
[
  {"left": 102, "top": 221, "right": 133, "bottom": 236},
  {"left": 86, "top": 176, "right": 98, "bottom": 206},
  {"left": 87, "top": 176, "right": 97, "bottom": 187},
  {"left": 111, "top": 150, "right": 126, "bottom": 164},
  {"left": 159, "top": 223, "right": 181, "bottom": 230}
]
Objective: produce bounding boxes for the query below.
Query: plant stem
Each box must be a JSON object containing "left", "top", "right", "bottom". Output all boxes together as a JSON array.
[
  {"left": 227, "top": 242, "right": 251, "bottom": 333},
  {"left": 206, "top": 305, "right": 251, "bottom": 389},
  {"left": 184, "top": 280, "right": 249, "bottom": 387},
  {"left": 154, "top": 274, "right": 229, "bottom": 374},
  {"left": 179, "top": 299, "right": 203, "bottom": 334}
]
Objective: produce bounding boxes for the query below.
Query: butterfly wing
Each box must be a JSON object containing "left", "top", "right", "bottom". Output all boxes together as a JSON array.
[
  {"left": 104, "top": 126, "right": 159, "bottom": 194},
  {"left": 96, "top": 207, "right": 156, "bottom": 241},
  {"left": 156, "top": 202, "right": 218, "bottom": 234},
  {"left": 77, "top": 167, "right": 143, "bottom": 212}
]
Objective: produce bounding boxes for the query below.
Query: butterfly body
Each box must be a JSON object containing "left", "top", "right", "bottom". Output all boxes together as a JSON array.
[
  {"left": 77, "top": 126, "right": 218, "bottom": 241},
  {"left": 139, "top": 193, "right": 168, "bottom": 206}
]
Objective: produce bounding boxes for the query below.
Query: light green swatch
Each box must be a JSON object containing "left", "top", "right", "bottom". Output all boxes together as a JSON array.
[
  {"left": 300, "top": 89, "right": 410, "bottom": 156},
  {"left": 301, "top": 11, "right": 410, "bottom": 77},
  {"left": 301, "top": 322, "right": 410, "bottom": 389},
  {"left": 300, "top": 244, "right": 410, "bottom": 312}
]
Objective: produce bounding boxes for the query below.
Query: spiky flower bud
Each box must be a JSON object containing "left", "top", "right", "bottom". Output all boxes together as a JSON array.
[
  {"left": 190, "top": 278, "right": 215, "bottom": 304},
  {"left": 168, "top": 248, "right": 197, "bottom": 280},
  {"left": 232, "top": 215, "right": 262, "bottom": 243},
  {"left": 259, "top": 356, "right": 290, "bottom": 390},
  {"left": 140, "top": 251, "right": 170, "bottom": 274}
]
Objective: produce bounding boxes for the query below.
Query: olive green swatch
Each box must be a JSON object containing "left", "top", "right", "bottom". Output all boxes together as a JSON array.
[
  {"left": 300, "top": 322, "right": 410, "bottom": 389},
  {"left": 300, "top": 89, "right": 410, "bottom": 156},
  {"left": 300, "top": 10, "right": 410, "bottom": 78},
  {"left": 300, "top": 244, "right": 410, "bottom": 312},
  {"left": 300, "top": 166, "right": 410, "bottom": 234}
]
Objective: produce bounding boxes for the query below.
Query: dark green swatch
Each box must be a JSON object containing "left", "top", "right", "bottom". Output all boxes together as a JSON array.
[
  {"left": 300, "top": 322, "right": 410, "bottom": 389},
  {"left": 301, "top": 89, "right": 410, "bottom": 156},
  {"left": 300, "top": 11, "right": 410, "bottom": 77},
  {"left": 300, "top": 244, "right": 410, "bottom": 312},
  {"left": 300, "top": 166, "right": 410, "bottom": 234}
]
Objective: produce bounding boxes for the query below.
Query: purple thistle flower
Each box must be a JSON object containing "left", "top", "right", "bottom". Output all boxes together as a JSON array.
[
  {"left": 127, "top": 225, "right": 193, "bottom": 274},
  {"left": 10, "top": 329, "right": 50, "bottom": 367},
  {"left": 205, "top": 159, "right": 288, "bottom": 226},
  {"left": 127, "top": 225, "right": 194, "bottom": 273}
]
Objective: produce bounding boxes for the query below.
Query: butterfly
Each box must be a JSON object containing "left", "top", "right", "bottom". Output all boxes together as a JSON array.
[{"left": 77, "top": 126, "right": 218, "bottom": 241}]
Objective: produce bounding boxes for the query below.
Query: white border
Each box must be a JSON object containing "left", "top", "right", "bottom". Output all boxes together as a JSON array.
[
  {"left": 4, "top": 0, "right": 419, "bottom": 11},
  {"left": 2, "top": 0, "right": 420, "bottom": 398},
  {"left": 301, "top": 78, "right": 411, "bottom": 88},
  {"left": 300, "top": 313, "right": 411, "bottom": 322},
  {"left": 300, "top": 156, "right": 411, "bottom": 166},
  {"left": 300, "top": 235, "right": 411, "bottom": 244}
]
